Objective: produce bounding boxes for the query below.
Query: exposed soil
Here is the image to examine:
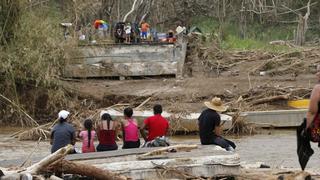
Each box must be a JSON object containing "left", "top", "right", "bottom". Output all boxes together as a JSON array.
[
  {"left": 3, "top": 37, "right": 319, "bottom": 127},
  {"left": 59, "top": 35, "right": 320, "bottom": 114}
]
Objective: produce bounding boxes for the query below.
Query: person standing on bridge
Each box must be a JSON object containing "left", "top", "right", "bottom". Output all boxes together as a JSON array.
[
  {"left": 198, "top": 97, "right": 236, "bottom": 151},
  {"left": 125, "top": 23, "right": 132, "bottom": 43},
  {"left": 140, "top": 21, "right": 150, "bottom": 40}
]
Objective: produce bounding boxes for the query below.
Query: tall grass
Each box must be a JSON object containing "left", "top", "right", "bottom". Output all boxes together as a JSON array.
[
  {"left": 8, "top": 7, "right": 65, "bottom": 85},
  {"left": 0, "top": 3, "right": 72, "bottom": 125},
  {"left": 191, "top": 16, "right": 297, "bottom": 52},
  {"left": 220, "top": 35, "right": 291, "bottom": 52},
  {"left": 0, "top": 0, "right": 21, "bottom": 45}
]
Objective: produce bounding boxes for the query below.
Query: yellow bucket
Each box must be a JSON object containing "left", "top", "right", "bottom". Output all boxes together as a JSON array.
[{"left": 288, "top": 99, "right": 310, "bottom": 109}]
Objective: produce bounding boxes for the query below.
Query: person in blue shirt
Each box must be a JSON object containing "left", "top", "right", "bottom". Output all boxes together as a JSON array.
[{"left": 50, "top": 110, "right": 76, "bottom": 153}]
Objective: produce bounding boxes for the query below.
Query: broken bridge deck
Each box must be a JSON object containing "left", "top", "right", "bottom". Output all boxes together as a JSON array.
[
  {"left": 64, "top": 36, "right": 187, "bottom": 79},
  {"left": 67, "top": 145, "right": 240, "bottom": 179}
]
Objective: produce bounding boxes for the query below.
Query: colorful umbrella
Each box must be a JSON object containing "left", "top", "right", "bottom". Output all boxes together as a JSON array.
[{"left": 94, "top": 20, "right": 107, "bottom": 29}]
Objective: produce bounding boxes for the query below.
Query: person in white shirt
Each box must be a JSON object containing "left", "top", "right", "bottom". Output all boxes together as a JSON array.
[{"left": 125, "top": 23, "right": 132, "bottom": 43}]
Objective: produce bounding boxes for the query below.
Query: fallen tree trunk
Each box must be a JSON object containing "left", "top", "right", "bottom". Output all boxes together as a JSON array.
[
  {"left": 50, "top": 160, "right": 127, "bottom": 180},
  {"left": 1, "top": 145, "right": 128, "bottom": 180},
  {"left": 0, "top": 145, "right": 73, "bottom": 179},
  {"left": 0, "top": 145, "right": 73, "bottom": 180},
  {"left": 26, "top": 144, "right": 73, "bottom": 174}
]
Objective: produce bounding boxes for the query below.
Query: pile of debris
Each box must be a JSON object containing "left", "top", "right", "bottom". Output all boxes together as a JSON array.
[
  {"left": 186, "top": 33, "right": 320, "bottom": 78},
  {"left": 0, "top": 145, "right": 127, "bottom": 180},
  {"left": 250, "top": 48, "right": 320, "bottom": 76},
  {"left": 224, "top": 84, "right": 312, "bottom": 112}
]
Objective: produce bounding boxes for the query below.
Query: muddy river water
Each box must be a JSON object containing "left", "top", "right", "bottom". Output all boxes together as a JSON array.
[{"left": 0, "top": 128, "right": 319, "bottom": 171}]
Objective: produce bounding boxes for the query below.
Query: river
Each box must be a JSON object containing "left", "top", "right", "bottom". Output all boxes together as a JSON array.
[{"left": 0, "top": 128, "right": 319, "bottom": 171}]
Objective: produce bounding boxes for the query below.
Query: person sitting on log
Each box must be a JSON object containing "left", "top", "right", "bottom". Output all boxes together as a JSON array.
[
  {"left": 198, "top": 97, "right": 236, "bottom": 151},
  {"left": 140, "top": 104, "right": 170, "bottom": 147},
  {"left": 50, "top": 110, "right": 76, "bottom": 153},
  {"left": 96, "top": 113, "right": 119, "bottom": 151},
  {"left": 121, "top": 107, "right": 140, "bottom": 149},
  {"left": 79, "top": 119, "right": 96, "bottom": 153}
]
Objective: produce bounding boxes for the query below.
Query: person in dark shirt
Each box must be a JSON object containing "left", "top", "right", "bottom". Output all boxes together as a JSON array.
[
  {"left": 198, "top": 97, "right": 236, "bottom": 151},
  {"left": 50, "top": 110, "right": 76, "bottom": 153}
]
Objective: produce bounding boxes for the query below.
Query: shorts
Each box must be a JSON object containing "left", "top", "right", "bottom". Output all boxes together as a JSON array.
[
  {"left": 122, "top": 139, "right": 140, "bottom": 149},
  {"left": 141, "top": 31, "right": 147, "bottom": 38},
  {"left": 96, "top": 144, "right": 118, "bottom": 151}
]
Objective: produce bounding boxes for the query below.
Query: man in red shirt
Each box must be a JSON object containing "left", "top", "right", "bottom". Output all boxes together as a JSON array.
[{"left": 140, "top": 104, "right": 169, "bottom": 146}]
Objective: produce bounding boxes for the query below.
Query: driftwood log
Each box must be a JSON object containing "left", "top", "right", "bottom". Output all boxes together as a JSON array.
[
  {"left": 49, "top": 160, "right": 127, "bottom": 180},
  {"left": 152, "top": 162, "right": 206, "bottom": 180},
  {"left": 0, "top": 145, "right": 128, "bottom": 180},
  {"left": 137, "top": 144, "right": 198, "bottom": 159},
  {"left": 0, "top": 145, "right": 73, "bottom": 180},
  {"left": 26, "top": 145, "right": 73, "bottom": 174}
]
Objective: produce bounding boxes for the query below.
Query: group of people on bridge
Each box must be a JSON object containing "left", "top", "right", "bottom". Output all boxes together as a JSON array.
[{"left": 80, "top": 19, "right": 184, "bottom": 44}]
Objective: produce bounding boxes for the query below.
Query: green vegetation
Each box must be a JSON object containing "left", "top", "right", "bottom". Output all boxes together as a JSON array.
[
  {"left": 0, "top": 2, "right": 71, "bottom": 125},
  {"left": 220, "top": 35, "right": 291, "bottom": 52},
  {"left": 7, "top": 6, "right": 65, "bottom": 85},
  {"left": 190, "top": 17, "right": 219, "bottom": 34},
  {"left": 191, "top": 16, "right": 298, "bottom": 52}
]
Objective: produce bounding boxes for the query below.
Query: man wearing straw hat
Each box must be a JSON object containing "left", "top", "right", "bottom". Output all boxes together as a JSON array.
[{"left": 198, "top": 97, "right": 236, "bottom": 151}]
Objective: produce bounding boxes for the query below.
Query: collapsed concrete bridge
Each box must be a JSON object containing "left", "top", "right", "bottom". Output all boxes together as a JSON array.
[{"left": 64, "top": 36, "right": 187, "bottom": 79}]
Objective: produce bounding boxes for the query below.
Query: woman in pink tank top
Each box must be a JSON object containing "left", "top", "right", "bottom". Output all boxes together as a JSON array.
[{"left": 121, "top": 107, "right": 140, "bottom": 149}]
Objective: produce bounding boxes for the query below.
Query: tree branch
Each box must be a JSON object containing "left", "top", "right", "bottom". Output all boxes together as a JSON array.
[{"left": 123, "top": 0, "right": 139, "bottom": 22}]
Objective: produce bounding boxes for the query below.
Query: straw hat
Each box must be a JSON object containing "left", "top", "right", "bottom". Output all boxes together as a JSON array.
[{"left": 204, "top": 97, "right": 227, "bottom": 112}]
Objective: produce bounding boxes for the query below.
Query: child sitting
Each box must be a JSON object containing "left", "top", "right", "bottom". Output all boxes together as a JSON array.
[{"left": 79, "top": 119, "right": 96, "bottom": 153}]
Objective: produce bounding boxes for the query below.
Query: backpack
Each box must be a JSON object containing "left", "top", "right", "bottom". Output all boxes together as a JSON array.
[{"left": 114, "top": 22, "right": 125, "bottom": 39}]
